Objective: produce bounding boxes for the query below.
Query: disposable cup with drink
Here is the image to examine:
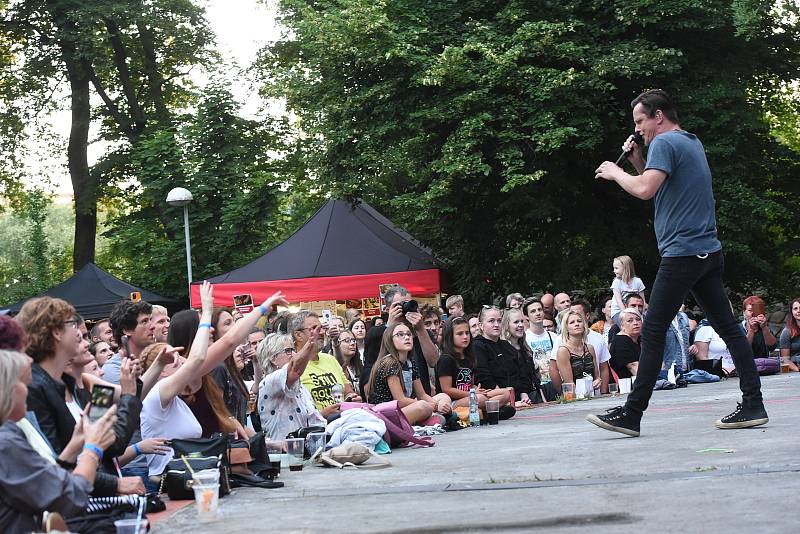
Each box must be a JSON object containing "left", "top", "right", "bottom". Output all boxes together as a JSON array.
[
  {"left": 193, "top": 483, "right": 220, "bottom": 522},
  {"left": 484, "top": 399, "right": 500, "bottom": 425},
  {"left": 562, "top": 383, "right": 575, "bottom": 401},
  {"left": 286, "top": 437, "right": 305, "bottom": 471}
]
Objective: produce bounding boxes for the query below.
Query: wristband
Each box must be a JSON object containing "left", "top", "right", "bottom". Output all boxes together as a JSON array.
[
  {"left": 259, "top": 304, "right": 268, "bottom": 316},
  {"left": 83, "top": 443, "right": 104, "bottom": 461},
  {"left": 198, "top": 322, "right": 212, "bottom": 329},
  {"left": 133, "top": 443, "right": 142, "bottom": 456}
]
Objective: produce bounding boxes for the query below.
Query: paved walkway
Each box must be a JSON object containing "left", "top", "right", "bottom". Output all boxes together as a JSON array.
[{"left": 155, "top": 373, "right": 799, "bottom": 533}]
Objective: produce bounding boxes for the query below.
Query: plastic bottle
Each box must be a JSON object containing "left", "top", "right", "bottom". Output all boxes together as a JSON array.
[
  {"left": 331, "top": 384, "right": 344, "bottom": 403},
  {"left": 468, "top": 387, "right": 480, "bottom": 427}
]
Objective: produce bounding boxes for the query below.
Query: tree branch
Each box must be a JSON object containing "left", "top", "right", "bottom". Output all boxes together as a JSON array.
[
  {"left": 85, "top": 60, "right": 134, "bottom": 139},
  {"left": 102, "top": 16, "right": 146, "bottom": 135}
]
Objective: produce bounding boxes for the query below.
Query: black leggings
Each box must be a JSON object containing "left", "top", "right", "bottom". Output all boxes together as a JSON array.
[{"left": 625, "top": 251, "right": 762, "bottom": 418}]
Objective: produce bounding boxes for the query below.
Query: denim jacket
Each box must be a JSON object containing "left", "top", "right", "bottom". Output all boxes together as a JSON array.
[{"left": 663, "top": 312, "right": 690, "bottom": 374}]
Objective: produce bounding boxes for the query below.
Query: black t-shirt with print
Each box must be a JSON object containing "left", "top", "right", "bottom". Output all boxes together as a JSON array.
[
  {"left": 435, "top": 354, "right": 473, "bottom": 395},
  {"left": 368, "top": 359, "right": 419, "bottom": 404}
]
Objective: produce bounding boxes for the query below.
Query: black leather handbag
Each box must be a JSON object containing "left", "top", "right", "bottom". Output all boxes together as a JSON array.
[{"left": 163, "top": 435, "right": 232, "bottom": 500}]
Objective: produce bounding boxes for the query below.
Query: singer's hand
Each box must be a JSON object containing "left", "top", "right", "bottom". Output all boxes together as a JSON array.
[
  {"left": 594, "top": 161, "right": 622, "bottom": 181},
  {"left": 622, "top": 134, "right": 644, "bottom": 167}
]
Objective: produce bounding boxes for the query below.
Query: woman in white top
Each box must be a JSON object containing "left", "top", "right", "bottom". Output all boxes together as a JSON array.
[
  {"left": 255, "top": 331, "right": 325, "bottom": 441},
  {"left": 140, "top": 282, "right": 288, "bottom": 475}
]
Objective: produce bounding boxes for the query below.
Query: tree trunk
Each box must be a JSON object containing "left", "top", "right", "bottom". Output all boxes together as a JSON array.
[
  {"left": 48, "top": 0, "right": 96, "bottom": 272},
  {"left": 66, "top": 64, "right": 95, "bottom": 272}
]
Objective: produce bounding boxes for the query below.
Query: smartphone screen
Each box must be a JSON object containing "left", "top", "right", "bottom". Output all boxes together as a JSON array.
[
  {"left": 233, "top": 294, "right": 254, "bottom": 314},
  {"left": 88, "top": 385, "right": 115, "bottom": 422}
]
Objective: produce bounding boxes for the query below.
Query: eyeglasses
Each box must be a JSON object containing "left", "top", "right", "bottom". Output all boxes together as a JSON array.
[
  {"left": 274, "top": 347, "right": 296, "bottom": 358},
  {"left": 393, "top": 332, "right": 413, "bottom": 339},
  {"left": 339, "top": 338, "right": 356, "bottom": 344},
  {"left": 63, "top": 319, "right": 79, "bottom": 329}
]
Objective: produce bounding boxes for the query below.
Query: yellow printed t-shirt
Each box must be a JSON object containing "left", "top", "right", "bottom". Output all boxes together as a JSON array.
[{"left": 300, "top": 352, "right": 348, "bottom": 410}]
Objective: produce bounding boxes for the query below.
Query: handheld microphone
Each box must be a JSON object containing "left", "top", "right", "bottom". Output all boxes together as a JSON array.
[{"left": 615, "top": 132, "right": 644, "bottom": 166}]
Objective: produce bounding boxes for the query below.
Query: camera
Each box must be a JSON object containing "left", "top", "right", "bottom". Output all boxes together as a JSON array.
[{"left": 401, "top": 299, "right": 419, "bottom": 315}]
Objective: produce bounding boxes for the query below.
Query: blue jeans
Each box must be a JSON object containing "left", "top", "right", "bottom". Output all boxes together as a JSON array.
[{"left": 625, "top": 251, "right": 763, "bottom": 418}]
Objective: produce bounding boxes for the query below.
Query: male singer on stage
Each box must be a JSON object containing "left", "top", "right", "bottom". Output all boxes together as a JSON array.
[{"left": 588, "top": 89, "right": 768, "bottom": 437}]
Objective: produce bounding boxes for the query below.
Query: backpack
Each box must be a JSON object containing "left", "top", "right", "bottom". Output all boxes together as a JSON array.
[{"left": 367, "top": 401, "right": 434, "bottom": 448}]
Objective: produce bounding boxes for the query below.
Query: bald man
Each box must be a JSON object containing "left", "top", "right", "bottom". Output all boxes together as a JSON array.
[
  {"left": 554, "top": 293, "right": 572, "bottom": 313},
  {"left": 541, "top": 293, "right": 555, "bottom": 317}
]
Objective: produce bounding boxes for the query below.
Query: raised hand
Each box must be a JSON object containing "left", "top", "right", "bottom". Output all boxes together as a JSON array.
[
  {"left": 200, "top": 280, "right": 214, "bottom": 313},
  {"left": 82, "top": 405, "right": 118, "bottom": 451},
  {"left": 262, "top": 290, "right": 289, "bottom": 310},
  {"left": 120, "top": 357, "right": 137, "bottom": 396}
]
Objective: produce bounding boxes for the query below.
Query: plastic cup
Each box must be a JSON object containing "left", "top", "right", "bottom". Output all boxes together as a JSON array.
[
  {"left": 562, "top": 383, "right": 575, "bottom": 401},
  {"left": 192, "top": 469, "right": 219, "bottom": 487},
  {"left": 609, "top": 383, "right": 619, "bottom": 396},
  {"left": 193, "top": 483, "right": 220, "bottom": 522},
  {"left": 286, "top": 437, "right": 305, "bottom": 471},
  {"left": 780, "top": 358, "right": 791, "bottom": 373},
  {"left": 114, "top": 518, "right": 149, "bottom": 534},
  {"left": 265, "top": 440, "right": 285, "bottom": 477},
  {"left": 619, "top": 378, "right": 632, "bottom": 394},
  {"left": 485, "top": 399, "right": 500, "bottom": 425}
]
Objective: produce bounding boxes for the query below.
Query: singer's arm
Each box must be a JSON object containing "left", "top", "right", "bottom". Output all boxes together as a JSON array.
[{"left": 595, "top": 163, "right": 666, "bottom": 201}]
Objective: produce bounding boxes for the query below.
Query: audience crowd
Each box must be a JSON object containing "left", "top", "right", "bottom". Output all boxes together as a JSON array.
[{"left": 0, "top": 262, "right": 796, "bottom": 531}]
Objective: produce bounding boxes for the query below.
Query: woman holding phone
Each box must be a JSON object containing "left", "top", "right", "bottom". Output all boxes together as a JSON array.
[{"left": 0, "top": 349, "right": 118, "bottom": 533}]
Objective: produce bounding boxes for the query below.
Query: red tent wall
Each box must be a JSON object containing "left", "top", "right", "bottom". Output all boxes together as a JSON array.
[{"left": 190, "top": 268, "right": 441, "bottom": 308}]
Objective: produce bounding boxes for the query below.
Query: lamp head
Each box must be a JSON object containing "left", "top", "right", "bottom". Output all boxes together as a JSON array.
[{"left": 166, "top": 187, "right": 193, "bottom": 207}]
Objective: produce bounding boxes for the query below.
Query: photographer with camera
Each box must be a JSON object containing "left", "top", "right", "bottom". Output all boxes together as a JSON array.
[{"left": 361, "top": 286, "right": 440, "bottom": 399}]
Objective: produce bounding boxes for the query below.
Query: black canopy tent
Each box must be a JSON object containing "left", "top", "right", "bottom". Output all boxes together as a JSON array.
[
  {"left": 190, "top": 198, "right": 445, "bottom": 306},
  {"left": 1, "top": 263, "right": 180, "bottom": 320}
]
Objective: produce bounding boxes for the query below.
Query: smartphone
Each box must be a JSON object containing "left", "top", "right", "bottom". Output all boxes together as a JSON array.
[
  {"left": 322, "top": 309, "right": 333, "bottom": 323},
  {"left": 750, "top": 301, "right": 765, "bottom": 317},
  {"left": 130, "top": 291, "right": 141, "bottom": 303},
  {"left": 88, "top": 385, "right": 115, "bottom": 422},
  {"left": 233, "top": 294, "right": 254, "bottom": 314}
]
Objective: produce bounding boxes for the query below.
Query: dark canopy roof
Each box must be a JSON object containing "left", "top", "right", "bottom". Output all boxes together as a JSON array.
[
  {"left": 2, "top": 263, "right": 180, "bottom": 320},
  {"left": 208, "top": 198, "right": 440, "bottom": 283}
]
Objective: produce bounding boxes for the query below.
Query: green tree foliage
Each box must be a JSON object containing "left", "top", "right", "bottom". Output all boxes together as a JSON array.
[
  {"left": 0, "top": 0, "right": 216, "bottom": 269},
  {"left": 102, "top": 84, "right": 296, "bottom": 298},
  {"left": 0, "top": 190, "right": 72, "bottom": 304},
  {"left": 259, "top": 0, "right": 800, "bottom": 303}
]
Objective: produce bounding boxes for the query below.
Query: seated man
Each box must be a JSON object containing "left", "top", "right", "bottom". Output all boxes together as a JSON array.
[
  {"left": 741, "top": 296, "right": 777, "bottom": 358},
  {"left": 292, "top": 311, "right": 360, "bottom": 420}
]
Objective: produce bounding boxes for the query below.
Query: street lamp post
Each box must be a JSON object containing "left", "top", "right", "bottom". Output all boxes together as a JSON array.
[{"left": 166, "top": 187, "right": 194, "bottom": 289}]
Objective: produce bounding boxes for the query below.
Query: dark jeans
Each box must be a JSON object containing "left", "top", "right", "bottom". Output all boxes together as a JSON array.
[{"left": 625, "top": 251, "right": 763, "bottom": 418}]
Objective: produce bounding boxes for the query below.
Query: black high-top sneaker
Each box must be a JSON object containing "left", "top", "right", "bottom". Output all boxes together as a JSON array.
[{"left": 586, "top": 406, "right": 641, "bottom": 437}]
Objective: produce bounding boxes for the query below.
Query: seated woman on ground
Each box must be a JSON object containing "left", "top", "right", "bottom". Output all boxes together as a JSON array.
[
  {"left": 779, "top": 298, "right": 800, "bottom": 371},
  {"left": 140, "top": 283, "right": 288, "bottom": 477},
  {"left": 609, "top": 308, "right": 642, "bottom": 379},
  {"left": 366, "top": 323, "right": 451, "bottom": 426},
  {"left": 211, "top": 307, "right": 253, "bottom": 433},
  {"left": 349, "top": 318, "right": 368, "bottom": 362},
  {"left": 0, "top": 349, "right": 118, "bottom": 533},
  {"left": 255, "top": 332, "right": 326, "bottom": 441},
  {"left": 501, "top": 308, "right": 553, "bottom": 406},
  {"left": 334, "top": 329, "right": 364, "bottom": 394},
  {"left": 436, "top": 317, "right": 511, "bottom": 411},
  {"left": 556, "top": 310, "right": 601, "bottom": 392},
  {"left": 693, "top": 321, "right": 737, "bottom": 377}
]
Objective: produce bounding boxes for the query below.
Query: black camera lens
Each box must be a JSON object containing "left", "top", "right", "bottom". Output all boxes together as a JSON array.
[{"left": 401, "top": 299, "right": 419, "bottom": 315}]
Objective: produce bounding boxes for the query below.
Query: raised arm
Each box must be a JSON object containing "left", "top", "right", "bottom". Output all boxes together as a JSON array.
[
  {"left": 158, "top": 281, "right": 214, "bottom": 405},
  {"left": 199, "top": 291, "right": 289, "bottom": 376}
]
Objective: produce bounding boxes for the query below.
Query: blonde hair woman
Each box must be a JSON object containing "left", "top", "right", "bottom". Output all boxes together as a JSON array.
[{"left": 556, "top": 311, "right": 600, "bottom": 391}]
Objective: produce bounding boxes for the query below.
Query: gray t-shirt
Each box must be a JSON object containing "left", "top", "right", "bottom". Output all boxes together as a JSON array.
[
  {"left": 645, "top": 130, "right": 722, "bottom": 257},
  {"left": 101, "top": 353, "right": 122, "bottom": 385}
]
